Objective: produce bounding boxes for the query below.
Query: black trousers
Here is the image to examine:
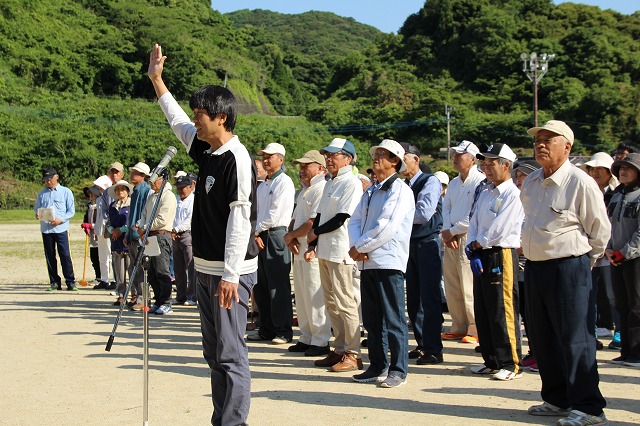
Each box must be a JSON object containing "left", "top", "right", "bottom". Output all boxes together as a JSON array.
[
  {"left": 254, "top": 228, "right": 293, "bottom": 340},
  {"left": 473, "top": 247, "right": 521, "bottom": 372},
  {"left": 148, "top": 234, "right": 172, "bottom": 307},
  {"left": 610, "top": 256, "right": 640, "bottom": 360},
  {"left": 42, "top": 231, "right": 75, "bottom": 287},
  {"left": 525, "top": 255, "right": 606, "bottom": 416}
]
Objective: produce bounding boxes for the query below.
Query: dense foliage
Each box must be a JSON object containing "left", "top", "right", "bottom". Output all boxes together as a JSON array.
[{"left": 0, "top": 0, "right": 638, "bottom": 208}]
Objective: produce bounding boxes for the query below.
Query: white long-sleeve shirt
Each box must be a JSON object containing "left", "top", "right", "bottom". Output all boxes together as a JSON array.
[{"left": 442, "top": 165, "right": 485, "bottom": 236}]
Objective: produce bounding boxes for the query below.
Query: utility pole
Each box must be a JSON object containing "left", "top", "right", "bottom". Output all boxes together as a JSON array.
[
  {"left": 520, "top": 52, "right": 555, "bottom": 127},
  {"left": 445, "top": 104, "right": 453, "bottom": 163}
]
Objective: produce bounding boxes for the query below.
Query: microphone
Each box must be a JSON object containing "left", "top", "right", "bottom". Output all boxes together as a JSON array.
[{"left": 149, "top": 146, "right": 178, "bottom": 184}]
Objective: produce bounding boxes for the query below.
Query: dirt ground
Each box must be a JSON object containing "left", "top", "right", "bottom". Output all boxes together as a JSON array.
[{"left": 0, "top": 223, "right": 639, "bottom": 425}]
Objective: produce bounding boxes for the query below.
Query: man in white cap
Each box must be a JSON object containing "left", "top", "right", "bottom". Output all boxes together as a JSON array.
[
  {"left": 398, "top": 142, "right": 445, "bottom": 365},
  {"left": 305, "top": 138, "right": 364, "bottom": 372},
  {"left": 284, "top": 150, "right": 332, "bottom": 356},
  {"left": 348, "top": 139, "right": 415, "bottom": 387},
  {"left": 465, "top": 143, "right": 524, "bottom": 381},
  {"left": 247, "top": 143, "right": 295, "bottom": 344},
  {"left": 123, "top": 162, "right": 152, "bottom": 308},
  {"left": 521, "top": 120, "right": 610, "bottom": 425},
  {"left": 440, "top": 140, "right": 485, "bottom": 344}
]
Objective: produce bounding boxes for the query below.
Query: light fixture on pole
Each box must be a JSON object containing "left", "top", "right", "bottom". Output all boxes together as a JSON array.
[{"left": 520, "top": 52, "right": 555, "bottom": 127}]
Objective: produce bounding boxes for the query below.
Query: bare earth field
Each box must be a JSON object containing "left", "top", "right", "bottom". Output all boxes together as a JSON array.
[{"left": 0, "top": 223, "right": 639, "bottom": 425}]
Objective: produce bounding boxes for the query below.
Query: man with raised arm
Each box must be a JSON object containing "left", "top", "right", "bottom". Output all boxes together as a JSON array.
[{"left": 148, "top": 43, "right": 258, "bottom": 426}]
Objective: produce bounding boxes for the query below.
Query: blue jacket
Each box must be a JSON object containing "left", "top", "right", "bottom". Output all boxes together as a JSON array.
[
  {"left": 125, "top": 181, "right": 150, "bottom": 242},
  {"left": 348, "top": 173, "right": 415, "bottom": 272}
]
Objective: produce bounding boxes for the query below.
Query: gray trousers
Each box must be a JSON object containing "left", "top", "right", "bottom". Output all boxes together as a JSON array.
[
  {"left": 113, "top": 251, "right": 131, "bottom": 297},
  {"left": 173, "top": 231, "right": 195, "bottom": 303},
  {"left": 197, "top": 271, "right": 256, "bottom": 426},
  {"left": 127, "top": 241, "right": 144, "bottom": 296}
]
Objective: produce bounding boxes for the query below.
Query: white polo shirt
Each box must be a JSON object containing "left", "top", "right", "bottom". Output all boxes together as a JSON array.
[
  {"left": 316, "top": 165, "right": 363, "bottom": 264},
  {"left": 292, "top": 173, "right": 326, "bottom": 254}
]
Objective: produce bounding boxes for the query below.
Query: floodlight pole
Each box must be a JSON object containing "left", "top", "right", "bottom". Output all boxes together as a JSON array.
[
  {"left": 520, "top": 52, "right": 555, "bottom": 127},
  {"left": 445, "top": 104, "right": 453, "bottom": 163}
]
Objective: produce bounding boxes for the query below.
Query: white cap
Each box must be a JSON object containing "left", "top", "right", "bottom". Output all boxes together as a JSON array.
[
  {"left": 174, "top": 170, "right": 187, "bottom": 179},
  {"left": 583, "top": 152, "right": 614, "bottom": 171},
  {"left": 450, "top": 140, "right": 480, "bottom": 157},
  {"left": 257, "top": 143, "right": 286, "bottom": 156},
  {"left": 476, "top": 143, "right": 517, "bottom": 163},
  {"left": 433, "top": 171, "right": 450, "bottom": 186},
  {"left": 527, "top": 120, "right": 575, "bottom": 145},
  {"left": 369, "top": 139, "right": 407, "bottom": 173},
  {"left": 93, "top": 175, "right": 112, "bottom": 189},
  {"left": 129, "top": 162, "right": 151, "bottom": 176}
]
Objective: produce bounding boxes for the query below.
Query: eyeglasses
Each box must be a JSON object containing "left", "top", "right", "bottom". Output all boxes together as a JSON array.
[{"left": 324, "top": 152, "right": 346, "bottom": 159}]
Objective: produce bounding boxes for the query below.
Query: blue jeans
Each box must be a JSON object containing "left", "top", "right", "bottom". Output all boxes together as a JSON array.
[
  {"left": 406, "top": 238, "right": 443, "bottom": 355},
  {"left": 42, "top": 232, "right": 75, "bottom": 288},
  {"left": 361, "top": 269, "right": 409, "bottom": 378}
]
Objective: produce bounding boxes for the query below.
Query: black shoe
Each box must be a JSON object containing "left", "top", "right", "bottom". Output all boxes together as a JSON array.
[
  {"left": 288, "top": 341, "right": 311, "bottom": 353},
  {"left": 417, "top": 353, "right": 444, "bottom": 365},
  {"left": 106, "top": 282, "right": 117, "bottom": 290},
  {"left": 409, "top": 347, "right": 424, "bottom": 359},
  {"left": 596, "top": 339, "right": 604, "bottom": 350},
  {"left": 304, "top": 344, "right": 330, "bottom": 357},
  {"left": 474, "top": 345, "right": 481, "bottom": 353},
  {"left": 361, "top": 339, "right": 368, "bottom": 348},
  {"left": 93, "top": 281, "right": 108, "bottom": 290}
]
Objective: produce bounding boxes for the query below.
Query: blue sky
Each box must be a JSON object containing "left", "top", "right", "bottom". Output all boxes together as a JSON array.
[{"left": 212, "top": 1, "right": 639, "bottom": 33}]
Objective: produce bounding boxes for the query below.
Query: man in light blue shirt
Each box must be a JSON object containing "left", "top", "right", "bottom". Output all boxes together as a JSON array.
[
  {"left": 34, "top": 167, "right": 77, "bottom": 291},
  {"left": 348, "top": 139, "right": 415, "bottom": 388}
]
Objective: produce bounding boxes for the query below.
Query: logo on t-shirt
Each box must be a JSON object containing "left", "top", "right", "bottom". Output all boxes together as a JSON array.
[{"left": 205, "top": 176, "right": 215, "bottom": 194}]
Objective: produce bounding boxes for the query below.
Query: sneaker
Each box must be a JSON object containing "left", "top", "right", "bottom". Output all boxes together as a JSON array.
[
  {"left": 470, "top": 364, "right": 497, "bottom": 374},
  {"left": 380, "top": 374, "right": 407, "bottom": 388},
  {"left": 596, "top": 340, "right": 604, "bottom": 350},
  {"left": 595, "top": 328, "right": 613, "bottom": 338},
  {"left": 608, "top": 332, "right": 621, "bottom": 350},
  {"left": 93, "top": 281, "right": 108, "bottom": 290},
  {"left": 271, "top": 336, "right": 291, "bottom": 345},
  {"left": 623, "top": 358, "right": 640, "bottom": 368},
  {"left": 247, "top": 333, "right": 271, "bottom": 342},
  {"left": 461, "top": 335, "right": 478, "bottom": 344},
  {"left": 528, "top": 402, "right": 571, "bottom": 417},
  {"left": 184, "top": 300, "right": 197, "bottom": 306},
  {"left": 106, "top": 282, "right": 117, "bottom": 290},
  {"left": 330, "top": 353, "right": 364, "bottom": 372},
  {"left": 304, "top": 344, "right": 330, "bottom": 357},
  {"left": 66, "top": 285, "right": 78, "bottom": 291},
  {"left": 352, "top": 369, "right": 388, "bottom": 383},
  {"left": 556, "top": 410, "right": 607, "bottom": 425},
  {"left": 527, "top": 362, "right": 539, "bottom": 372},
  {"left": 522, "top": 353, "right": 537, "bottom": 367},
  {"left": 155, "top": 304, "right": 173, "bottom": 315},
  {"left": 441, "top": 332, "right": 465, "bottom": 340},
  {"left": 46, "top": 285, "right": 60, "bottom": 292},
  {"left": 288, "top": 341, "right": 311, "bottom": 352},
  {"left": 608, "top": 355, "right": 627, "bottom": 365},
  {"left": 492, "top": 369, "right": 523, "bottom": 381},
  {"left": 148, "top": 305, "right": 160, "bottom": 314},
  {"left": 408, "top": 347, "right": 424, "bottom": 359},
  {"left": 417, "top": 353, "right": 443, "bottom": 365}
]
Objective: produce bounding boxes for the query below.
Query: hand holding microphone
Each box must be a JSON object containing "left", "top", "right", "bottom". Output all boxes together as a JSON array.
[{"left": 149, "top": 146, "right": 178, "bottom": 184}]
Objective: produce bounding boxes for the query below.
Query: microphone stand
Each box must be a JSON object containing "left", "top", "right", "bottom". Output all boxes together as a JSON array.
[{"left": 105, "top": 168, "right": 169, "bottom": 425}]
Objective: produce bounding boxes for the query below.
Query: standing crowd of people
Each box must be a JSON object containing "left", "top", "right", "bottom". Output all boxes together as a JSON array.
[{"left": 33, "top": 44, "right": 640, "bottom": 426}]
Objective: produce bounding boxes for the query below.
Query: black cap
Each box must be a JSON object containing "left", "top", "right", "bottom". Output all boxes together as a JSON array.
[
  {"left": 175, "top": 175, "right": 194, "bottom": 187},
  {"left": 399, "top": 142, "right": 420, "bottom": 156},
  {"left": 42, "top": 167, "right": 58, "bottom": 181}
]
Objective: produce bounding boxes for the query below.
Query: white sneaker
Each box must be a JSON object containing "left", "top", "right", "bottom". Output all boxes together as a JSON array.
[
  {"left": 492, "top": 369, "right": 523, "bottom": 381},
  {"left": 469, "top": 364, "right": 497, "bottom": 374},
  {"left": 556, "top": 410, "right": 607, "bottom": 425},
  {"left": 154, "top": 304, "right": 173, "bottom": 315},
  {"left": 528, "top": 402, "right": 571, "bottom": 417},
  {"left": 595, "top": 328, "right": 613, "bottom": 338}
]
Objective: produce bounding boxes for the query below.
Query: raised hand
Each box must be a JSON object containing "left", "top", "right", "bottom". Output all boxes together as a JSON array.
[{"left": 148, "top": 43, "right": 166, "bottom": 80}]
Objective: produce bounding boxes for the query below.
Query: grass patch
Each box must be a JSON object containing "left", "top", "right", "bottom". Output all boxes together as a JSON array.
[{"left": 0, "top": 209, "right": 84, "bottom": 223}]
